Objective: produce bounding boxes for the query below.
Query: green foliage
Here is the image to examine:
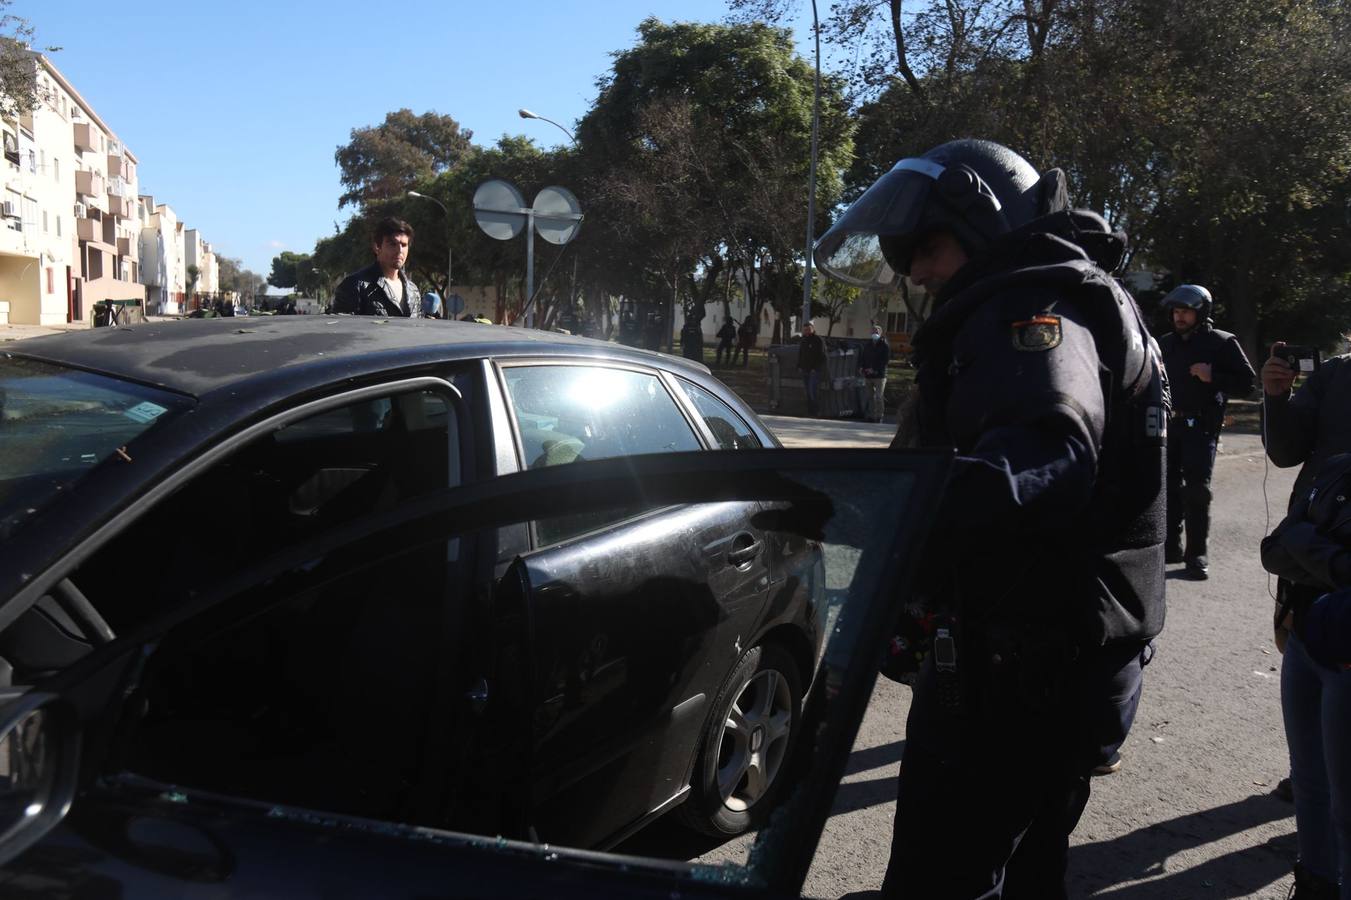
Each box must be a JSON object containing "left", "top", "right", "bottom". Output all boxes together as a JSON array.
[
  {"left": 266, "top": 251, "right": 309, "bottom": 289},
  {"left": 748, "top": 0, "right": 1351, "bottom": 357},
  {"left": 0, "top": 3, "right": 60, "bottom": 120},
  {"left": 335, "top": 109, "right": 473, "bottom": 209},
  {"left": 576, "top": 18, "right": 854, "bottom": 327}
]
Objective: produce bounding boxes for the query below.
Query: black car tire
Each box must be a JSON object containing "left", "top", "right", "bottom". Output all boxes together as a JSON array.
[{"left": 678, "top": 643, "right": 802, "bottom": 837}]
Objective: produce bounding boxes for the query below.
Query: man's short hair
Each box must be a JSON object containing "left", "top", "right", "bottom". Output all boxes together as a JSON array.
[{"left": 373, "top": 216, "right": 414, "bottom": 245}]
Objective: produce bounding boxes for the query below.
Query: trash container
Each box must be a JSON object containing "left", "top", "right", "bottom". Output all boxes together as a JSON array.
[
  {"left": 768, "top": 344, "right": 859, "bottom": 418},
  {"left": 92, "top": 301, "right": 112, "bottom": 328}
]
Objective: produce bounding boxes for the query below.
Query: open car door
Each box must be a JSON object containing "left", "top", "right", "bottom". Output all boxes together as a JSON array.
[{"left": 0, "top": 448, "right": 949, "bottom": 900}]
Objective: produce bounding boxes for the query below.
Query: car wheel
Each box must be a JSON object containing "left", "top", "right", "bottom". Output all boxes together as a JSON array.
[{"left": 678, "top": 643, "right": 802, "bottom": 837}]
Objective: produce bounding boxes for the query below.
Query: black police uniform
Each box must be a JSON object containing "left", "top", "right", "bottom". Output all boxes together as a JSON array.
[
  {"left": 880, "top": 226, "right": 1167, "bottom": 900},
  {"left": 1158, "top": 322, "right": 1255, "bottom": 563}
]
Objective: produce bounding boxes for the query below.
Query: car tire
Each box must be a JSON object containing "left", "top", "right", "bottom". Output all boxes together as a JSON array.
[{"left": 678, "top": 643, "right": 802, "bottom": 837}]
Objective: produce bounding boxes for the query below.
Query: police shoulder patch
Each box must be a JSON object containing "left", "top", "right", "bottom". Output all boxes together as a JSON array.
[{"left": 1011, "top": 315, "right": 1063, "bottom": 352}]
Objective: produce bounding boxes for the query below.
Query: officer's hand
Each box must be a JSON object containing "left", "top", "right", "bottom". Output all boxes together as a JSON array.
[
  {"left": 1262, "top": 342, "right": 1297, "bottom": 396},
  {"left": 1189, "top": 362, "right": 1213, "bottom": 383}
]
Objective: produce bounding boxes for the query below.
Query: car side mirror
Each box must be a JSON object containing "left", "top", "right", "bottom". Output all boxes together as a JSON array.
[{"left": 0, "top": 692, "right": 79, "bottom": 867}]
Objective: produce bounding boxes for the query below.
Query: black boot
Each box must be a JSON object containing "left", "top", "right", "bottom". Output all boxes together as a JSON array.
[{"left": 1288, "top": 862, "right": 1338, "bottom": 899}]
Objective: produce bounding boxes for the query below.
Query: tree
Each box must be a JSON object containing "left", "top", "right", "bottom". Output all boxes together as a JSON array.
[
  {"left": 267, "top": 251, "right": 310, "bottom": 289},
  {"left": 335, "top": 109, "right": 473, "bottom": 209},
  {"left": 185, "top": 264, "right": 201, "bottom": 304},
  {"left": 0, "top": 3, "right": 60, "bottom": 119},
  {"left": 576, "top": 18, "right": 854, "bottom": 339},
  {"left": 738, "top": 0, "right": 1351, "bottom": 359},
  {"left": 813, "top": 276, "right": 860, "bottom": 335}
]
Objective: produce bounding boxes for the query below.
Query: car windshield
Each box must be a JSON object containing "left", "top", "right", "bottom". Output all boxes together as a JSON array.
[{"left": 0, "top": 356, "right": 189, "bottom": 541}]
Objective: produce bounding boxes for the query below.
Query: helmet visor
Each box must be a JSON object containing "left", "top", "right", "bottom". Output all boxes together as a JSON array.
[{"left": 813, "top": 159, "right": 943, "bottom": 287}]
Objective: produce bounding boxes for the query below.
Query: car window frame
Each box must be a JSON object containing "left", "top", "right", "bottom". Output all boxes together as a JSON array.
[
  {"left": 667, "top": 373, "right": 765, "bottom": 451},
  {"left": 0, "top": 375, "right": 470, "bottom": 638},
  {"left": 490, "top": 358, "right": 709, "bottom": 551}
]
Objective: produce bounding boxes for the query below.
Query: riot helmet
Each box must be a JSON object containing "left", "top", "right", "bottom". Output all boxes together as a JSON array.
[
  {"left": 1160, "top": 284, "right": 1212, "bottom": 320},
  {"left": 813, "top": 139, "right": 1068, "bottom": 287}
]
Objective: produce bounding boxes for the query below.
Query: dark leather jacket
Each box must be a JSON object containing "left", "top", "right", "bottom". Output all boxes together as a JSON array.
[{"left": 332, "top": 262, "right": 421, "bottom": 317}]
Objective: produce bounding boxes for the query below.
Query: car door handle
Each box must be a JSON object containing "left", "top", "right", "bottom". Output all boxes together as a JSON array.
[{"left": 728, "top": 537, "right": 763, "bottom": 567}]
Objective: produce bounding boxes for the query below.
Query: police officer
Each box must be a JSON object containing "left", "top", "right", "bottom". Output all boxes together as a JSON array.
[
  {"left": 1157, "top": 285, "right": 1255, "bottom": 579},
  {"left": 815, "top": 139, "right": 1167, "bottom": 899}
]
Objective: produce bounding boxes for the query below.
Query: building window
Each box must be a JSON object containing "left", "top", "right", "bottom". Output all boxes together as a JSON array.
[
  {"left": 56, "top": 215, "right": 61, "bottom": 237},
  {"left": 42, "top": 210, "right": 48, "bottom": 233},
  {"left": 53, "top": 157, "right": 59, "bottom": 180},
  {"left": 46, "top": 268, "right": 54, "bottom": 294}
]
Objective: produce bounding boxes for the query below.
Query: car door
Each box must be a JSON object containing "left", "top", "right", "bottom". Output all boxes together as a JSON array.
[
  {"left": 0, "top": 449, "right": 954, "bottom": 899},
  {"left": 493, "top": 361, "right": 776, "bottom": 848},
  {"left": 26, "top": 376, "right": 484, "bottom": 831}
]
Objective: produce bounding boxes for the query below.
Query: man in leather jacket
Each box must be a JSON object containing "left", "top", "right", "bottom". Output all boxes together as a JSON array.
[
  {"left": 1158, "top": 284, "right": 1255, "bottom": 579},
  {"left": 333, "top": 217, "right": 422, "bottom": 317},
  {"left": 814, "top": 139, "right": 1167, "bottom": 899}
]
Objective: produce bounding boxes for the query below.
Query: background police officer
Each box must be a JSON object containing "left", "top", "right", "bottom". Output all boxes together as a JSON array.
[
  {"left": 1158, "top": 285, "right": 1255, "bottom": 579},
  {"left": 815, "top": 139, "right": 1167, "bottom": 899}
]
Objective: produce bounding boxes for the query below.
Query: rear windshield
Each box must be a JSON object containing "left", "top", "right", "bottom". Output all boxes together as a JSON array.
[{"left": 0, "top": 355, "right": 189, "bottom": 540}]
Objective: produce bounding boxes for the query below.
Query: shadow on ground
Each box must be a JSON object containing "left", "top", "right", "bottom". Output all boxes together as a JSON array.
[{"left": 1071, "top": 789, "right": 1295, "bottom": 898}]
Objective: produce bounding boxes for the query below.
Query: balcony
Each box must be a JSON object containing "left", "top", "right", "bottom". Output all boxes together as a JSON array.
[
  {"left": 75, "top": 170, "right": 105, "bottom": 198},
  {"left": 108, "top": 175, "right": 129, "bottom": 199},
  {"left": 108, "top": 154, "right": 128, "bottom": 179},
  {"left": 106, "top": 195, "right": 132, "bottom": 219},
  {"left": 74, "top": 122, "right": 96, "bottom": 153},
  {"left": 76, "top": 216, "right": 98, "bottom": 242},
  {"left": 117, "top": 236, "right": 132, "bottom": 256}
]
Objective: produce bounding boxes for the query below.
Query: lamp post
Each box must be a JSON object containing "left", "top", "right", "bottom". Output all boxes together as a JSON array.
[
  {"left": 800, "top": 0, "right": 822, "bottom": 332},
  {"left": 518, "top": 108, "right": 580, "bottom": 332},
  {"left": 517, "top": 108, "right": 576, "bottom": 144},
  {"left": 407, "top": 190, "right": 453, "bottom": 301}
]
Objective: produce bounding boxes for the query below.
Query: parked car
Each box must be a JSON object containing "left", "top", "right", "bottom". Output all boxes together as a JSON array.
[{"left": 0, "top": 318, "right": 831, "bottom": 848}]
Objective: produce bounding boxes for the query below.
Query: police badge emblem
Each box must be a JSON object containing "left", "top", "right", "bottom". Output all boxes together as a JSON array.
[{"left": 1011, "top": 315, "right": 1063, "bottom": 351}]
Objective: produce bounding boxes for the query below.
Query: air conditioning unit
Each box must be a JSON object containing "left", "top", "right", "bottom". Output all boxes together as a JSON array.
[
  {"left": 74, "top": 202, "right": 86, "bottom": 219},
  {"left": 0, "top": 201, "right": 16, "bottom": 218}
]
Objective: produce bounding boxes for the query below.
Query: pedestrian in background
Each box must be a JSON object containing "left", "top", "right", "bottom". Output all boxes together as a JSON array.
[
  {"left": 1262, "top": 339, "right": 1351, "bottom": 899},
  {"left": 1158, "top": 284, "right": 1255, "bottom": 579},
  {"left": 333, "top": 217, "right": 422, "bottom": 318},
  {"left": 797, "top": 321, "right": 827, "bottom": 417},
  {"left": 815, "top": 139, "right": 1167, "bottom": 900},
  {"left": 736, "top": 314, "right": 757, "bottom": 366},
  {"left": 859, "top": 324, "right": 890, "bottom": 423},
  {"left": 715, "top": 316, "right": 737, "bottom": 366}
]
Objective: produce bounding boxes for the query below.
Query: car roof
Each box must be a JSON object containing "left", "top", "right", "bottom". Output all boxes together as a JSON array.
[{"left": 7, "top": 317, "right": 712, "bottom": 401}]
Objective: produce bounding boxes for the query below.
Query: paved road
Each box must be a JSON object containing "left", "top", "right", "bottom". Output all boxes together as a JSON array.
[{"left": 673, "top": 419, "right": 1301, "bottom": 899}]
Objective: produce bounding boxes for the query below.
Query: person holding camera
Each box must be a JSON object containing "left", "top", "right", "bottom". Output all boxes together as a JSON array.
[
  {"left": 1158, "top": 284, "right": 1256, "bottom": 579},
  {"left": 1262, "top": 342, "right": 1351, "bottom": 899}
]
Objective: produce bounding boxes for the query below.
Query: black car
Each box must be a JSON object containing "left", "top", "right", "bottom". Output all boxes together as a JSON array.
[
  {"left": 0, "top": 318, "right": 831, "bottom": 839},
  {"left": 0, "top": 318, "right": 951, "bottom": 897}
]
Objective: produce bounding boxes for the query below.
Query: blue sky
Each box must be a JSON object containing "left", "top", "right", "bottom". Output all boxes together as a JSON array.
[{"left": 28, "top": 1, "right": 817, "bottom": 277}]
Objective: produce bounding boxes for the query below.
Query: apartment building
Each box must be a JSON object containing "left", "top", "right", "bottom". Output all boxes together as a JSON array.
[
  {"left": 137, "top": 194, "right": 185, "bottom": 314},
  {"left": 0, "top": 54, "right": 148, "bottom": 325},
  {"left": 183, "top": 227, "right": 219, "bottom": 305}
]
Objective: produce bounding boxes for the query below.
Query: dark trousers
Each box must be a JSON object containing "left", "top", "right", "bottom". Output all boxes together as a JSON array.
[
  {"left": 715, "top": 339, "right": 734, "bottom": 365},
  {"left": 881, "top": 639, "right": 1148, "bottom": 899},
  {"left": 1166, "top": 419, "right": 1219, "bottom": 558}
]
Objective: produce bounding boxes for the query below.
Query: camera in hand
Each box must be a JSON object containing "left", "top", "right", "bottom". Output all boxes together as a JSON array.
[{"left": 1275, "top": 344, "right": 1321, "bottom": 374}]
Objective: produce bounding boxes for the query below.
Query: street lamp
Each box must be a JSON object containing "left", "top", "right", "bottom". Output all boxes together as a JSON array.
[
  {"left": 800, "top": 0, "right": 822, "bottom": 332},
  {"left": 518, "top": 108, "right": 576, "bottom": 145},
  {"left": 518, "top": 108, "right": 581, "bottom": 333},
  {"left": 407, "top": 190, "right": 453, "bottom": 301}
]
